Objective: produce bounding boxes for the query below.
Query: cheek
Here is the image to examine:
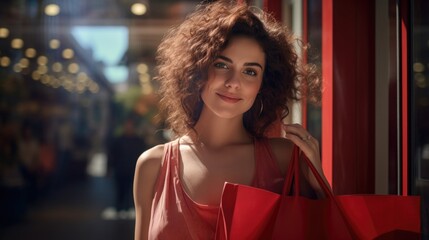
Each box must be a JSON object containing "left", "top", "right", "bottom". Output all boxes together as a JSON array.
[
  {"left": 206, "top": 71, "right": 224, "bottom": 89},
  {"left": 248, "top": 81, "right": 263, "bottom": 96},
  {"left": 200, "top": 84, "right": 209, "bottom": 102}
]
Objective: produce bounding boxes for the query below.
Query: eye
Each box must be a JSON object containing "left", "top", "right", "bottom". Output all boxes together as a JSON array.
[
  {"left": 214, "top": 62, "right": 229, "bottom": 70},
  {"left": 243, "top": 68, "right": 257, "bottom": 76}
]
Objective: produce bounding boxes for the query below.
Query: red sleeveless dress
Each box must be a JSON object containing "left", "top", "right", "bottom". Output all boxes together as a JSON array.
[{"left": 148, "top": 138, "right": 284, "bottom": 239}]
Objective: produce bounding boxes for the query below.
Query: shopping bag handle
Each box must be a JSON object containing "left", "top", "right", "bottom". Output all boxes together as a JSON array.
[
  {"left": 282, "top": 146, "right": 359, "bottom": 239},
  {"left": 282, "top": 146, "right": 334, "bottom": 200}
]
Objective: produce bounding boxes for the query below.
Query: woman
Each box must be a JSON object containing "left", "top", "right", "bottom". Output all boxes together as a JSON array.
[{"left": 133, "top": 1, "right": 327, "bottom": 239}]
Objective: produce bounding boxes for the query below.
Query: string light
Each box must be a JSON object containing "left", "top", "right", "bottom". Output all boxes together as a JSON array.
[
  {"left": 19, "top": 58, "right": 30, "bottom": 68},
  {"left": 62, "top": 48, "right": 74, "bottom": 59},
  {"left": 0, "top": 29, "right": 102, "bottom": 96},
  {"left": 68, "top": 63, "right": 79, "bottom": 73},
  {"left": 11, "top": 38, "right": 24, "bottom": 49},
  {"left": 41, "top": 74, "right": 51, "bottom": 84},
  {"left": 139, "top": 73, "right": 150, "bottom": 83},
  {"left": 49, "top": 39, "right": 61, "bottom": 49},
  {"left": 413, "top": 62, "right": 425, "bottom": 73},
  {"left": 13, "top": 63, "right": 22, "bottom": 72},
  {"left": 37, "top": 56, "right": 48, "bottom": 65},
  {"left": 52, "top": 62, "right": 63, "bottom": 72},
  {"left": 37, "top": 65, "right": 48, "bottom": 74},
  {"left": 142, "top": 84, "right": 153, "bottom": 95},
  {"left": 32, "top": 71, "right": 41, "bottom": 80},
  {"left": 136, "top": 63, "right": 148, "bottom": 73},
  {"left": 0, "top": 28, "right": 9, "bottom": 38},
  {"left": 0, "top": 56, "right": 10, "bottom": 67},
  {"left": 25, "top": 48, "right": 37, "bottom": 58}
]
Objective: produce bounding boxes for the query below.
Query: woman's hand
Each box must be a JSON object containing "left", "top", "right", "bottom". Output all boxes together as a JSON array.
[
  {"left": 282, "top": 123, "right": 331, "bottom": 196},
  {"left": 283, "top": 123, "right": 320, "bottom": 168}
]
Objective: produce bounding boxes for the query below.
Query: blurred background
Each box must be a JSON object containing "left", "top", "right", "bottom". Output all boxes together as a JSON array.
[
  {"left": 0, "top": 0, "right": 428, "bottom": 239},
  {"left": 0, "top": 0, "right": 202, "bottom": 239}
]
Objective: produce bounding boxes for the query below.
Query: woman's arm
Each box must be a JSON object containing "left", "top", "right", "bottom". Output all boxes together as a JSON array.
[
  {"left": 268, "top": 137, "right": 316, "bottom": 198},
  {"left": 282, "top": 123, "right": 331, "bottom": 197},
  {"left": 133, "top": 145, "right": 164, "bottom": 240}
]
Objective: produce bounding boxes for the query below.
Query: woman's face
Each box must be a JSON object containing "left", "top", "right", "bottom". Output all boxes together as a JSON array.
[{"left": 201, "top": 36, "right": 265, "bottom": 119}]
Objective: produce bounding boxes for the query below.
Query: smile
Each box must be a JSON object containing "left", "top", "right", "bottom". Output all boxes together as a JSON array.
[{"left": 216, "top": 93, "right": 242, "bottom": 103}]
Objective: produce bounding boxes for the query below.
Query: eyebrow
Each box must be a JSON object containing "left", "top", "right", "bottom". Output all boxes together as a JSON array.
[{"left": 216, "top": 55, "right": 264, "bottom": 70}]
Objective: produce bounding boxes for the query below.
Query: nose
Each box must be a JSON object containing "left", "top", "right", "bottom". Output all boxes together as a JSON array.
[{"left": 224, "top": 71, "right": 241, "bottom": 89}]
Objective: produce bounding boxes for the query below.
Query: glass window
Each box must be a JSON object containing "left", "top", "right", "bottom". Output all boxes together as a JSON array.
[{"left": 410, "top": 0, "right": 429, "bottom": 237}]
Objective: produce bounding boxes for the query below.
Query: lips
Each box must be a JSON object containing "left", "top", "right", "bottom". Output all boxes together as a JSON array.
[{"left": 216, "top": 92, "right": 242, "bottom": 103}]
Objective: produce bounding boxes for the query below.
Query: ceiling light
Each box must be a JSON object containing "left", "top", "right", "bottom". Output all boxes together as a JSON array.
[
  {"left": 131, "top": 3, "right": 147, "bottom": 16},
  {"left": 45, "top": 4, "right": 60, "bottom": 16}
]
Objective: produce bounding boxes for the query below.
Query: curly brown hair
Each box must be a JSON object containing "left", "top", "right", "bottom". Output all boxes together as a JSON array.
[{"left": 155, "top": 0, "right": 320, "bottom": 138}]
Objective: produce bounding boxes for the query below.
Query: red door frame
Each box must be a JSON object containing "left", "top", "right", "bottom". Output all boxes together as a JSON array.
[
  {"left": 264, "top": 0, "right": 409, "bottom": 195},
  {"left": 400, "top": 0, "right": 409, "bottom": 195},
  {"left": 321, "top": 0, "right": 334, "bottom": 188},
  {"left": 321, "top": 0, "right": 375, "bottom": 194},
  {"left": 264, "top": 0, "right": 376, "bottom": 193}
]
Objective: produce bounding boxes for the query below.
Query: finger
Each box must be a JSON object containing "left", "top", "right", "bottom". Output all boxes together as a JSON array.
[
  {"left": 283, "top": 124, "right": 318, "bottom": 149},
  {"left": 284, "top": 124, "right": 320, "bottom": 159},
  {"left": 283, "top": 124, "right": 309, "bottom": 139},
  {"left": 284, "top": 132, "right": 316, "bottom": 160}
]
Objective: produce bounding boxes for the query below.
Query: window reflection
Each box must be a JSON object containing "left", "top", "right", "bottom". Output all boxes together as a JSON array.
[{"left": 411, "top": 0, "right": 428, "bottom": 237}]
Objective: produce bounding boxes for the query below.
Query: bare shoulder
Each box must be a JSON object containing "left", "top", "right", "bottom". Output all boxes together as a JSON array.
[
  {"left": 133, "top": 144, "right": 166, "bottom": 240},
  {"left": 134, "top": 144, "right": 165, "bottom": 204},
  {"left": 135, "top": 144, "right": 165, "bottom": 173},
  {"left": 267, "top": 138, "right": 294, "bottom": 175}
]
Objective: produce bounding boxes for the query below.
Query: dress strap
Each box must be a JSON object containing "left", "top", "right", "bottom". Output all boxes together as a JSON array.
[
  {"left": 256, "top": 138, "right": 283, "bottom": 176},
  {"left": 252, "top": 138, "right": 284, "bottom": 193}
]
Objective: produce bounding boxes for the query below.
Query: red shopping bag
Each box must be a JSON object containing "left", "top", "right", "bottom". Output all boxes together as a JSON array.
[
  {"left": 215, "top": 146, "right": 421, "bottom": 239},
  {"left": 272, "top": 147, "right": 421, "bottom": 239},
  {"left": 215, "top": 183, "right": 280, "bottom": 240},
  {"left": 337, "top": 195, "right": 420, "bottom": 239},
  {"left": 270, "top": 147, "right": 355, "bottom": 239},
  {"left": 215, "top": 146, "right": 354, "bottom": 240}
]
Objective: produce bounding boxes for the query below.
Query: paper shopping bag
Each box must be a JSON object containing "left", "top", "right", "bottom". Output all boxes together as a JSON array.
[{"left": 216, "top": 145, "right": 421, "bottom": 239}]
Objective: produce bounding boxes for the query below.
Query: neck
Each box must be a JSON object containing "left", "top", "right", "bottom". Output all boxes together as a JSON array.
[{"left": 190, "top": 107, "right": 252, "bottom": 149}]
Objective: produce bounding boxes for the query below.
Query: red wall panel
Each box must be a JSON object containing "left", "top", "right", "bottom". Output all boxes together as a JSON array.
[{"left": 322, "top": 0, "right": 375, "bottom": 194}]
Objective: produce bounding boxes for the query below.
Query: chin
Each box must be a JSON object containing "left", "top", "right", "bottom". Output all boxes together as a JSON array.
[{"left": 212, "top": 107, "right": 251, "bottom": 120}]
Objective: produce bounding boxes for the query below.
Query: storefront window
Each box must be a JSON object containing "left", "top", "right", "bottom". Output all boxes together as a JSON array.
[{"left": 410, "top": 0, "right": 429, "bottom": 237}]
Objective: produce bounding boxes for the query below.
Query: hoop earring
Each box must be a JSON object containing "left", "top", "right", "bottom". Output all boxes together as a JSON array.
[{"left": 259, "top": 98, "right": 264, "bottom": 116}]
